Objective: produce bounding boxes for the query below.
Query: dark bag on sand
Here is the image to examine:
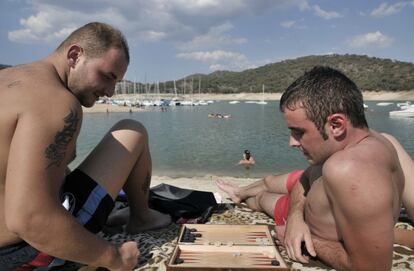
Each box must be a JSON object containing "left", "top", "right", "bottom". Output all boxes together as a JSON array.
[{"left": 149, "top": 183, "right": 217, "bottom": 221}]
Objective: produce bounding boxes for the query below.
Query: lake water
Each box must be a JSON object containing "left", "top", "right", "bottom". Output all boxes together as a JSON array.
[{"left": 71, "top": 101, "right": 414, "bottom": 178}]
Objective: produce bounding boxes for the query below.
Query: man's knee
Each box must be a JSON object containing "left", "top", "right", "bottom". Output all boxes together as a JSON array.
[
  {"left": 263, "top": 176, "right": 274, "bottom": 190},
  {"left": 111, "top": 119, "right": 148, "bottom": 138},
  {"left": 253, "top": 192, "right": 266, "bottom": 212}
]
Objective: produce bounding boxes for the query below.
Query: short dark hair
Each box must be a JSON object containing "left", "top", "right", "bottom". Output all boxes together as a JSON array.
[
  {"left": 279, "top": 66, "right": 368, "bottom": 139},
  {"left": 56, "top": 22, "right": 129, "bottom": 63}
]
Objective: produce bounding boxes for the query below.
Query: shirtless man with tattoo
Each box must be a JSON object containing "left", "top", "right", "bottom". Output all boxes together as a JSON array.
[{"left": 0, "top": 22, "right": 170, "bottom": 270}]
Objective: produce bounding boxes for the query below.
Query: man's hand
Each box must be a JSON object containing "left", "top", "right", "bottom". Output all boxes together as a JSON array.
[
  {"left": 283, "top": 215, "right": 316, "bottom": 263},
  {"left": 110, "top": 242, "right": 140, "bottom": 271}
]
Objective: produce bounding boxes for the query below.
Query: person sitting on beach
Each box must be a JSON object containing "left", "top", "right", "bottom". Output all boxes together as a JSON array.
[
  {"left": 217, "top": 139, "right": 414, "bottom": 250},
  {"left": 239, "top": 150, "right": 256, "bottom": 167},
  {"left": 380, "top": 133, "right": 414, "bottom": 250},
  {"left": 0, "top": 22, "right": 170, "bottom": 271},
  {"left": 220, "top": 67, "right": 404, "bottom": 270},
  {"left": 282, "top": 137, "right": 414, "bottom": 263},
  {"left": 278, "top": 66, "right": 403, "bottom": 270}
]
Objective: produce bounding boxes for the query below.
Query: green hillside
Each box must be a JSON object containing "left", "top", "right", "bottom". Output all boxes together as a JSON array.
[
  {"left": 165, "top": 54, "right": 414, "bottom": 94},
  {"left": 3, "top": 54, "right": 414, "bottom": 93}
]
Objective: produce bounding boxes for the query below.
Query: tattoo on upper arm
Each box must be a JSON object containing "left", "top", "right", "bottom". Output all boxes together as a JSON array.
[{"left": 45, "top": 109, "right": 79, "bottom": 168}]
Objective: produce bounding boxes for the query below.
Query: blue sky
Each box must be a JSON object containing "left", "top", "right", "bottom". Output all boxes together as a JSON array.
[{"left": 1, "top": 0, "right": 413, "bottom": 82}]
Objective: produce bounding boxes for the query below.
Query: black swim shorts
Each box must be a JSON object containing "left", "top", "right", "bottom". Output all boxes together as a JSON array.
[
  {"left": 0, "top": 169, "right": 115, "bottom": 270},
  {"left": 61, "top": 169, "right": 115, "bottom": 234}
]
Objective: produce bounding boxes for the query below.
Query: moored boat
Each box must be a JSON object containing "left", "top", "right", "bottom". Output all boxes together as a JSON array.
[{"left": 389, "top": 106, "right": 414, "bottom": 118}]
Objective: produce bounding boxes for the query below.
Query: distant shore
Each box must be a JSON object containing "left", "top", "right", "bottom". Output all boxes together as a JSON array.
[
  {"left": 82, "top": 104, "right": 145, "bottom": 113},
  {"left": 83, "top": 91, "right": 414, "bottom": 113}
]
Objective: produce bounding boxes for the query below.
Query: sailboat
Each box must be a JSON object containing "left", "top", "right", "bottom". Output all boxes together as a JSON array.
[
  {"left": 180, "top": 77, "right": 193, "bottom": 106},
  {"left": 197, "top": 77, "right": 208, "bottom": 105},
  {"left": 169, "top": 79, "right": 181, "bottom": 106},
  {"left": 256, "top": 84, "right": 268, "bottom": 105},
  {"left": 153, "top": 82, "right": 165, "bottom": 106}
]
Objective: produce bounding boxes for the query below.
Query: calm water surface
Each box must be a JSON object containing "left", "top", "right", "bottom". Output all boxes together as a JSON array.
[{"left": 71, "top": 101, "right": 414, "bottom": 178}]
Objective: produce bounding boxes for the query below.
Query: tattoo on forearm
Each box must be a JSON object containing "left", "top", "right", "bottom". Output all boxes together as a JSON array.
[
  {"left": 142, "top": 172, "right": 151, "bottom": 194},
  {"left": 45, "top": 109, "right": 79, "bottom": 168}
]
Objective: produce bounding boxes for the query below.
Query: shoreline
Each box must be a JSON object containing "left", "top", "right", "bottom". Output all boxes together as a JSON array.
[
  {"left": 113, "top": 90, "right": 414, "bottom": 101},
  {"left": 83, "top": 91, "right": 414, "bottom": 113}
]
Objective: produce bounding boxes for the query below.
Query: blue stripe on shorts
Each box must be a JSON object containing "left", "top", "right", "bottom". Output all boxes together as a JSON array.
[{"left": 76, "top": 185, "right": 108, "bottom": 225}]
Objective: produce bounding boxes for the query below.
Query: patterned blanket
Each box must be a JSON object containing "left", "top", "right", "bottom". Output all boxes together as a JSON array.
[{"left": 65, "top": 204, "right": 413, "bottom": 271}]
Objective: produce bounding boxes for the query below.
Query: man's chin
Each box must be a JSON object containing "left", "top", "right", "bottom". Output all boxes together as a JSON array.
[
  {"left": 305, "top": 156, "right": 316, "bottom": 165},
  {"left": 307, "top": 159, "right": 324, "bottom": 166},
  {"left": 82, "top": 100, "right": 95, "bottom": 108}
]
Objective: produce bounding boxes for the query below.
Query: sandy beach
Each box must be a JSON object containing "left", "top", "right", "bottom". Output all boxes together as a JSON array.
[
  {"left": 83, "top": 91, "right": 414, "bottom": 113},
  {"left": 150, "top": 175, "right": 257, "bottom": 201}
]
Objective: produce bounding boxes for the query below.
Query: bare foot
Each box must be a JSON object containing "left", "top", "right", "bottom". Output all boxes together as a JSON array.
[
  {"left": 215, "top": 179, "right": 242, "bottom": 204},
  {"left": 126, "top": 208, "right": 171, "bottom": 234},
  {"left": 106, "top": 207, "right": 130, "bottom": 226}
]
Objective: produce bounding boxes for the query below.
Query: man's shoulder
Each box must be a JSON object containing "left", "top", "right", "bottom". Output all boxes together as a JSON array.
[
  {"left": 323, "top": 136, "right": 395, "bottom": 188},
  {"left": 2, "top": 62, "right": 81, "bottom": 114},
  {"left": 23, "top": 88, "right": 82, "bottom": 120}
]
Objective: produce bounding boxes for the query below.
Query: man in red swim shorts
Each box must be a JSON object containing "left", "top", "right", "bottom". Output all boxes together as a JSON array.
[{"left": 216, "top": 166, "right": 322, "bottom": 224}]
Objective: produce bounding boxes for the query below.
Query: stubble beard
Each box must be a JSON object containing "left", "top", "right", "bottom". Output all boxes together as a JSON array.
[{"left": 68, "top": 77, "right": 95, "bottom": 108}]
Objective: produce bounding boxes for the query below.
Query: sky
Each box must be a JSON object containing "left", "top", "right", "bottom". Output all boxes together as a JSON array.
[{"left": 1, "top": 0, "right": 413, "bottom": 82}]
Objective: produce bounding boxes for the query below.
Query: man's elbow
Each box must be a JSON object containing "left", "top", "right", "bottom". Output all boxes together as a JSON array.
[{"left": 5, "top": 210, "right": 48, "bottom": 241}]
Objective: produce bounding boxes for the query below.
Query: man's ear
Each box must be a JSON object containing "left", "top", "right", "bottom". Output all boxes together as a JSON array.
[
  {"left": 327, "top": 114, "right": 346, "bottom": 138},
  {"left": 67, "top": 45, "right": 83, "bottom": 68}
]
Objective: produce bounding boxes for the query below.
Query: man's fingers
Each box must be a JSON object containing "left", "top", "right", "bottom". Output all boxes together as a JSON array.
[
  {"left": 294, "top": 240, "right": 309, "bottom": 263},
  {"left": 275, "top": 225, "right": 285, "bottom": 241},
  {"left": 286, "top": 244, "right": 295, "bottom": 261},
  {"left": 304, "top": 235, "right": 316, "bottom": 257}
]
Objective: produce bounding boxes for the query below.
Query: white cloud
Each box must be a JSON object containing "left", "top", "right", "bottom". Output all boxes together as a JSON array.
[
  {"left": 209, "top": 63, "right": 227, "bottom": 70},
  {"left": 313, "top": 5, "right": 342, "bottom": 20},
  {"left": 281, "top": 20, "right": 296, "bottom": 28},
  {"left": 176, "top": 22, "right": 247, "bottom": 51},
  {"left": 370, "top": 1, "right": 414, "bottom": 17},
  {"left": 177, "top": 50, "right": 247, "bottom": 63},
  {"left": 280, "top": 19, "right": 307, "bottom": 29},
  {"left": 177, "top": 50, "right": 257, "bottom": 71},
  {"left": 143, "top": 31, "right": 167, "bottom": 42},
  {"left": 348, "top": 31, "right": 393, "bottom": 48},
  {"left": 7, "top": 0, "right": 310, "bottom": 46},
  {"left": 8, "top": 5, "right": 128, "bottom": 44}
]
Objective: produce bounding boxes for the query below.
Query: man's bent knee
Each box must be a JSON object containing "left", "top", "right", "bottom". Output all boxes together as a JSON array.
[
  {"left": 253, "top": 192, "right": 266, "bottom": 212},
  {"left": 110, "top": 119, "right": 148, "bottom": 136}
]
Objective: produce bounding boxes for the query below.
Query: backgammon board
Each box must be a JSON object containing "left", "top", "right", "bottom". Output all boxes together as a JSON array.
[{"left": 167, "top": 224, "right": 289, "bottom": 270}]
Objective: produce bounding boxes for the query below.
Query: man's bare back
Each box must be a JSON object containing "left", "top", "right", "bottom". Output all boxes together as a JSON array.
[
  {"left": 0, "top": 62, "right": 79, "bottom": 246},
  {"left": 0, "top": 22, "right": 171, "bottom": 271}
]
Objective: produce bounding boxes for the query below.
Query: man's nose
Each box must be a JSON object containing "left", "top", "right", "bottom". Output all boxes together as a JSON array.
[
  {"left": 289, "top": 135, "right": 300, "bottom": 148},
  {"left": 105, "top": 88, "right": 114, "bottom": 97},
  {"left": 105, "top": 82, "right": 116, "bottom": 97}
]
